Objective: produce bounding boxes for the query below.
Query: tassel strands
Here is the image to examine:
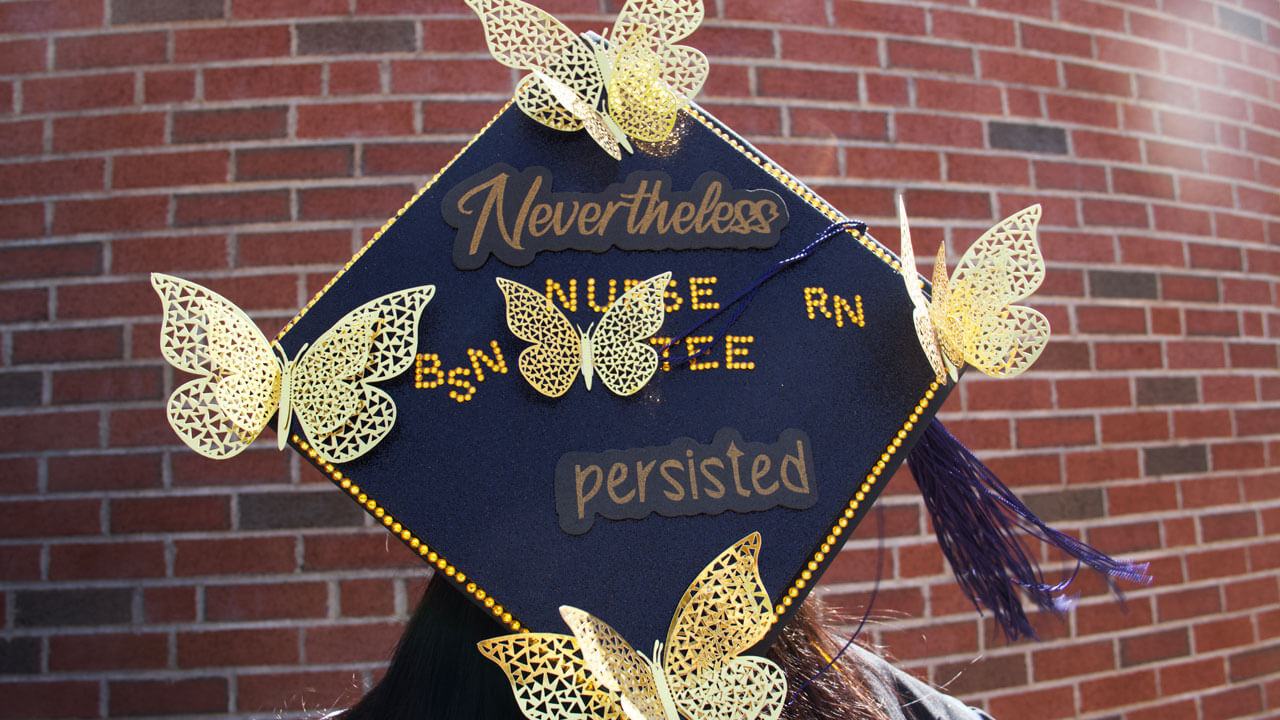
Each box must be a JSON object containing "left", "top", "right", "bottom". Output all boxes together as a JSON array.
[{"left": 906, "top": 419, "right": 1151, "bottom": 641}]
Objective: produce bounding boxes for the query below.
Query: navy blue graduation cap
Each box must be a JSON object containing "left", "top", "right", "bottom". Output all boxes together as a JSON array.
[{"left": 152, "top": 3, "right": 1147, "bottom": 701}]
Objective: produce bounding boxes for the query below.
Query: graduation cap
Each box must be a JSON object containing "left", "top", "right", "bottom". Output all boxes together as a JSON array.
[{"left": 151, "top": 1, "right": 1147, "bottom": 717}]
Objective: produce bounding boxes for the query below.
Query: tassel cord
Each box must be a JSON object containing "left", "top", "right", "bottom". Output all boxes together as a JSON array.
[{"left": 662, "top": 220, "right": 867, "bottom": 365}]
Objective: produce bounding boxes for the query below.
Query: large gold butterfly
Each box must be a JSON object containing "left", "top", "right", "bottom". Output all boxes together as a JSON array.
[
  {"left": 151, "top": 273, "right": 434, "bottom": 464},
  {"left": 496, "top": 272, "right": 670, "bottom": 398},
  {"left": 478, "top": 533, "right": 787, "bottom": 720},
  {"left": 897, "top": 199, "right": 1050, "bottom": 383},
  {"left": 465, "top": 0, "right": 708, "bottom": 159}
]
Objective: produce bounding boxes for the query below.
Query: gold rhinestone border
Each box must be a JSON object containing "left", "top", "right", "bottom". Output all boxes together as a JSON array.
[{"left": 284, "top": 99, "right": 928, "bottom": 635}]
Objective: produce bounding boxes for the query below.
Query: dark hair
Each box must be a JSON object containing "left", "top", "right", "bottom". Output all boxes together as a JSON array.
[{"left": 336, "top": 572, "right": 883, "bottom": 720}]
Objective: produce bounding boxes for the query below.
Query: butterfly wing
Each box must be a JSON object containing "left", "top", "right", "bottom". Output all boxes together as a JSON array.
[
  {"left": 661, "top": 533, "right": 785, "bottom": 720},
  {"left": 478, "top": 633, "right": 627, "bottom": 720},
  {"left": 560, "top": 607, "right": 669, "bottom": 720},
  {"left": 942, "top": 205, "right": 1049, "bottom": 377},
  {"left": 590, "top": 272, "right": 670, "bottom": 397},
  {"left": 607, "top": 0, "right": 707, "bottom": 141},
  {"left": 151, "top": 273, "right": 279, "bottom": 459},
  {"left": 896, "top": 198, "right": 948, "bottom": 382},
  {"left": 497, "top": 277, "right": 583, "bottom": 398},
  {"left": 669, "top": 656, "right": 786, "bottom": 720},
  {"left": 291, "top": 285, "right": 435, "bottom": 464},
  {"left": 465, "top": 0, "right": 604, "bottom": 132},
  {"left": 530, "top": 69, "right": 626, "bottom": 160}
]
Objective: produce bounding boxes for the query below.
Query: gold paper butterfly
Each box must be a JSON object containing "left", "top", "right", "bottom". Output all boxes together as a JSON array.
[
  {"left": 151, "top": 273, "right": 434, "bottom": 464},
  {"left": 465, "top": 0, "right": 709, "bottom": 159},
  {"left": 478, "top": 533, "right": 787, "bottom": 720},
  {"left": 496, "top": 272, "right": 671, "bottom": 398},
  {"left": 897, "top": 199, "right": 1050, "bottom": 383}
]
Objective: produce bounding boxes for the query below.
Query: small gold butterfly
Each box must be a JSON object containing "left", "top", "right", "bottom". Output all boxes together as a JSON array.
[
  {"left": 897, "top": 198, "right": 1050, "bottom": 383},
  {"left": 478, "top": 533, "right": 787, "bottom": 720},
  {"left": 151, "top": 273, "right": 434, "bottom": 464},
  {"left": 465, "top": 0, "right": 708, "bottom": 159},
  {"left": 496, "top": 272, "right": 670, "bottom": 398}
]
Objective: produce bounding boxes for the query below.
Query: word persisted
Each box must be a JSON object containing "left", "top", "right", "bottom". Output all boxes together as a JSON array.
[{"left": 554, "top": 427, "right": 818, "bottom": 534}]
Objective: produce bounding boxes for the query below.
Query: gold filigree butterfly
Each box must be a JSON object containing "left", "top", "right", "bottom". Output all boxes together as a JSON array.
[
  {"left": 151, "top": 273, "right": 434, "bottom": 464},
  {"left": 496, "top": 272, "right": 670, "bottom": 398},
  {"left": 465, "top": 0, "right": 708, "bottom": 159},
  {"left": 897, "top": 198, "right": 1050, "bottom": 383},
  {"left": 478, "top": 533, "right": 787, "bottom": 720}
]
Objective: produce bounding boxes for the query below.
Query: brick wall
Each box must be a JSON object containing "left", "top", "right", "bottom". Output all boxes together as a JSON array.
[{"left": 0, "top": 0, "right": 1276, "bottom": 718}]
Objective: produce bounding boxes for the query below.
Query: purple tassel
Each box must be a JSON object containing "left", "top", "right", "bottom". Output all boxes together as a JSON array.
[{"left": 907, "top": 419, "right": 1151, "bottom": 641}]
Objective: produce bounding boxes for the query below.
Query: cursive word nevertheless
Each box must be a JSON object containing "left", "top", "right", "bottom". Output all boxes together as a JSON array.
[{"left": 442, "top": 164, "right": 790, "bottom": 269}]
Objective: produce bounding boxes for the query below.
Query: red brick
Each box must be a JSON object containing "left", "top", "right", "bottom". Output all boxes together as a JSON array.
[
  {"left": 298, "top": 184, "right": 417, "bottom": 221},
  {"left": 0, "top": 38, "right": 47, "bottom": 74},
  {"left": 933, "top": 9, "right": 1015, "bottom": 44},
  {"left": 0, "top": 158, "right": 103, "bottom": 199},
  {"left": 1161, "top": 274, "right": 1219, "bottom": 302},
  {"left": 236, "top": 229, "right": 353, "bottom": 267},
  {"left": 48, "top": 453, "right": 162, "bottom": 492},
  {"left": 144, "top": 586, "right": 197, "bottom": 623},
  {"left": 339, "top": 578, "right": 397, "bottom": 617},
  {"left": 887, "top": 40, "right": 974, "bottom": 74},
  {"left": 723, "top": 0, "right": 826, "bottom": 25},
  {"left": 961, "top": 377, "right": 1050, "bottom": 412},
  {"left": 757, "top": 67, "right": 859, "bottom": 102},
  {"left": 978, "top": 49, "right": 1059, "bottom": 86},
  {"left": 56, "top": 279, "right": 160, "bottom": 320},
  {"left": 987, "top": 685, "right": 1076, "bottom": 720},
  {"left": 174, "top": 190, "right": 291, "bottom": 227},
  {"left": 0, "top": 119, "right": 43, "bottom": 157},
  {"left": 865, "top": 73, "right": 909, "bottom": 105},
  {"left": 206, "top": 582, "right": 328, "bottom": 621},
  {"left": 702, "top": 64, "right": 751, "bottom": 98},
  {"left": 947, "top": 153, "right": 1030, "bottom": 185},
  {"left": 174, "top": 25, "right": 292, "bottom": 62},
  {"left": 55, "top": 30, "right": 166, "bottom": 69},
  {"left": 145, "top": 69, "right": 196, "bottom": 103},
  {"left": 176, "top": 536, "right": 297, "bottom": 576},
  {"left": 1202, "top": 685, "right": 1264, "bottom": 718},
  {"left": 205, "top": 63, "right": 324, "bottom": 100},
  {"left": 52, "top": 112, "right": 167, "bottom": 152},
  {"left": 1055, "top": 377, "right": 1131, "bottom": 409},
  {"left": 106, "top": 405, "right": 188, "bottom": 448},
  {"left": 49, "top": 540, "right": 166, "bottom": 580},
  {"left": 53, "top": 195, "right": 169, "bottom": 235},
  {"left": 185, "top": 627, "right": 301, "bottom": 668},
  {"left": 0, "top": 0, "right": 103, "bottom": 32},
  {"left": 1080, "top": 668, "right": 1158, "bottom": 712},
  {"left": 306, "top": 621, "right": 403, "bottom": 663},
  {"left": 111, "top": 495, "right": 229, "bottom": 534},
  {"left": 112, "top": 234, "right": 229, "bottom": 273},
  {"left": 361, "top": 141, "right": 461, "bottom": 176},
  {"left": 831, "top": 1, "right": 925, "bottom": 33},
  {"left": 789, "top": 108, "right": 887, "bottom": 141},
  {"left": 1016, "top": 416, "right": 1095, "bottom": 448},
  {"left": 1230, "top": 342, "right": 1278, "bottom": 368},
  {"left": 0, "top": 242, "right": 102, "bottom": 280},
  {"left": 1033, "top": 639, "right": 1115, "bottom": 681},
  {"left": 0, "top": 680, "right": 99, "bottom": 719},
  {"left": 896, "top": 113, "right": 984, "bottom": 147},
  {"left": 0, "top": 285, "right": 50, "bottom": 321},
  {"left": 880, "top": 620, "right": 980, "bottom": 660},
  {"left": 1226, "top": 577, "right": 1280, "bottom": 612},
  {"left": 390, "top": 58, "right": 509, "bottom": 94},
  {"left": 303, "top": 532, "right": 423, "bottom": 570},
  {"left": 0, "top": 544, "right": 41, "bottom": 580},
  {"left": 237, "top": 145, "right": 353, "bottom": 181},
  {"left": 49, "top": 632, "right": 168, "bottom": 671},
  {"left": 1173, "top": 408, "right": 1233, "bottom": 439},
  {"left": 231, "top": 0, "right": 349, "bottom": 17},
  {"left": 297, "top": 101, "right": 416, "bottom": 139},
  {"left": 0, "top": 410, "right": 101, "bottom": 452},
  {"left": 236, "top": 670, "right": 362, "bottom": 713},
  {"left": 173, "top": 107, "right": 289, "bottom": 143},
  {"left": 847, "top": 148, "right": 942, "bottom": 181},
  {"left": 778, "top": 30, "right": 877, "bottom": 67},
  {"left": 23, "top": 72, "right": 133, "bottom": 112},
  {"left": 1077, "top": 305, "right": 1148, "bottom": 334},
  {"left": 1167, "top": 340, "right": 1228, "bottom": 369},
  {"left": 1074, "top": 129, "right": 1142, "bottom": 162},
  {"left": 51, "top": 366, "right": 162, "bottom": 404},
  {"left": 1076, "top": 595, "right": 1153, "bottom": 636},
  {"left": 1093, "top": 341, "right": 1160, "bottom": 370},
  {"left": 172, "top": 448, "right": 292, "bottom": 486},
  {"left": 1187, "top": 242, "right": 1242, "bottom": 270},
  {"left": 113, "top": 150, "right": 229, "bottom": 189},
  {"left": 109, "top": 678, "right": 228, "bottom": 717},
  {"left": 1185, "top": 308, "right": 1240, "bottom": 336}
]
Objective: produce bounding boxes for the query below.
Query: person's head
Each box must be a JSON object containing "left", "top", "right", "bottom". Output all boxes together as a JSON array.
[{"left": 337, "top": 572, "right": 883, "bottom": 720}]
